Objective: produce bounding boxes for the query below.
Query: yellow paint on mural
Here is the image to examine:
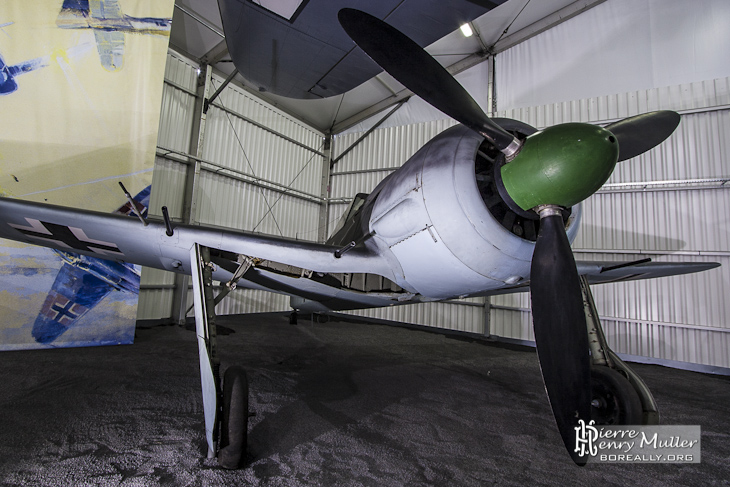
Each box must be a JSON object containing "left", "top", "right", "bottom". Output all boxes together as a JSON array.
[
  {"left": 0, "top": 289, "right": 50, "bottom": 328},
  {"left": 0, "top": 0, "right": 173, "bottom": 209}
]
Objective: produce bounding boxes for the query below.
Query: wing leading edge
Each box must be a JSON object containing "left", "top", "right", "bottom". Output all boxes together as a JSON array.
[{"left": 0, "top": 196, "right": 392, "bottom": 280}]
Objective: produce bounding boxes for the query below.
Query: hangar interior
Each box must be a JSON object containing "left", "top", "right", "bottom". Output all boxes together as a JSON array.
[{"left": 138, "top": 0, "right": 729, "bottom": 373}]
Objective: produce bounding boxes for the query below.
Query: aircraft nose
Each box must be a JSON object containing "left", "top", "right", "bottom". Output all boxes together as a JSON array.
[{"left": 499, "top": 123, "right": 619, "bottom": 211}]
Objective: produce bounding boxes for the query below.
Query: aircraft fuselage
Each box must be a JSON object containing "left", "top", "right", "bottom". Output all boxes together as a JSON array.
[{"left": 56, "top": 11, "right": 171, "bottom": 35}]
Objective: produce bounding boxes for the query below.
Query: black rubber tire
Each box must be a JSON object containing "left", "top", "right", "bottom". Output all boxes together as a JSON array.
[
  {"left": 218, "top": 366, "right": 249, "bottom": 469},
  {"left": 289, "top": 311, "right": 298, "bottom": 325},
  {"left": 590, "top": 366, "right": 643, "bottom": 426}
]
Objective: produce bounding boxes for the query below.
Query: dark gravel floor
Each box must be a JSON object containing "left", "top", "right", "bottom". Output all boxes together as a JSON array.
[{"left": 0, "top": 312, "right": 728, "bottom": 486}]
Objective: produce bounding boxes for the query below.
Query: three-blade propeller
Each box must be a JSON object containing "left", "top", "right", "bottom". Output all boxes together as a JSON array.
[{"left": 338, "top": 8, "right": 680, "bottom": 465}]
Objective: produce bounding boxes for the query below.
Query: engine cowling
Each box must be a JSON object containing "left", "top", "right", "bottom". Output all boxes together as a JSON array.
[{"left": 366, "top": 123, "right": 581, "bottom": 299}]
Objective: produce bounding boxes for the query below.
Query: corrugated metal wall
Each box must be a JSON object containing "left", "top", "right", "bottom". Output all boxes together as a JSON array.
[
  {"left": 137, "top": 52, "right": 198, "bottom": 320},
  {"left": 492, "top": 76, "right": 730, "bottom": 368},
  {"left": 138, "top": 51, "right": 325, "bottom": 319},
  {"left": 329, "top": 77, "right": 730, "bottom": 368},
  {"left": 196, "top": 76, "right": 324, "bottom": 316}
]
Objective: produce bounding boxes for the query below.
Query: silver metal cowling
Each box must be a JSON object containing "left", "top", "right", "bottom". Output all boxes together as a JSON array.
[{"left": 367, "top": 125, "right": 581, "bottom": 299}]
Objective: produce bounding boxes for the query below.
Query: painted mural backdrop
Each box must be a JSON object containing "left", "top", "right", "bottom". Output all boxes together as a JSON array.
[{"left": 0, "top": 1, "right": 173, "bottom": 349}]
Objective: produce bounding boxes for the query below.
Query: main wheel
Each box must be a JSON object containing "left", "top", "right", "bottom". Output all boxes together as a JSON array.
[
  {"left": 590, "top": 366, "right": 643, "bottom": 425},
  {"left": 218, "top": 366, "right": 249, "bottom": 469}
]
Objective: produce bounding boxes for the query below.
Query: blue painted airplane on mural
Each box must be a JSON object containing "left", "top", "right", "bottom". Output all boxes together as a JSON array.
[
  {"left": 56, "top": 0, "right": 171, "bottom": 72},
  {"left": 0, "top": 34, "right": 48, "bottom": 95},
  {"left": 32, "top": 185, "right": 151, "bottom": 344}
]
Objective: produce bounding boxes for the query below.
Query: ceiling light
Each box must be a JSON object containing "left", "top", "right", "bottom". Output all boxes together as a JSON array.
[{"left": 460, "top": 23, "right": 473, "bottom": 37}]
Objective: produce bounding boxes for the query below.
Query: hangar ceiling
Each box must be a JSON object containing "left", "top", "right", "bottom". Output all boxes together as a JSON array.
[{"left": 169, "top": 0, "right": 607, "bottom": 133}]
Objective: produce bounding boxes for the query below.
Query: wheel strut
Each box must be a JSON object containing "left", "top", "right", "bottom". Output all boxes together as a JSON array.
[
  {"left": 190, "top": 243, "right": 249, "bottom": 467},
  {"left": 580, "top": 276, "right": 659, "bottom": 425}
]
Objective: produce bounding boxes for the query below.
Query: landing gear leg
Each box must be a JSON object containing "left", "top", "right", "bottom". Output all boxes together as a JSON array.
[
  {"left": 190, "top": 244, "right": 249, "bottom": 468},
  {"left": 581, "top": 276, "right": 658, "bottom": 425}
]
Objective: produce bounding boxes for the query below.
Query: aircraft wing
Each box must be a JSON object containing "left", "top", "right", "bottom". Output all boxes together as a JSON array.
[
  {"left": 93, "top": 29, "right": 125, "bottom": 71},
  {"left": 218, "top": 0, "right": 496, "bottom": 99},
  {"left": 480, "top": 259, "right": 720, "bottom": 298},
  {"left": 0, "top": 197, "right": 720, "bottom": 313},
  {"left": 577, "top": 259, "right": 720, "bottom": 285},
  {"left": 0, "top": 197, "right": 392, "bottom": 283}
]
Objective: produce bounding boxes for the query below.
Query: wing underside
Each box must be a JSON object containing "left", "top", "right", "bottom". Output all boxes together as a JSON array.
[{"left": 217, "top": 0, "right": 496, "bottom": 99}]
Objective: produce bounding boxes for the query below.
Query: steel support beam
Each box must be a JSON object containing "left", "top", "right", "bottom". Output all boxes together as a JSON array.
[
  {"left": 172, "top": 64, "right": 213, "bottom": 325},
  {"left": 318, "top": 135, "right": 332, "bottom": 243}
]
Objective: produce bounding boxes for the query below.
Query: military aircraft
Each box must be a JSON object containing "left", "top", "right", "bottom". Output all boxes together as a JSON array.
[
  {"left": 31, "top": 186, "right": 150, "bottom": 344},
  {"left": 56, "top": 0, "right": 171, "bottom": 71},
  {"left": 0, "top": 7, "right": 720, "bottom": 469},
  {"left": 0, "top": 51, "right": 48, "bottom": 95}
]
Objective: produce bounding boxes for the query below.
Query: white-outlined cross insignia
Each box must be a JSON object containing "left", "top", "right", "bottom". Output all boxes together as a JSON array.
[{"left": 9, "top": 218, "right": 124, "bottom": 257}]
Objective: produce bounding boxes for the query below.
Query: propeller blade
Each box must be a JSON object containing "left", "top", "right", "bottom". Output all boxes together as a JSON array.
[
  {"left": 606, "top": 110, "right": 681, "bottom": 162},
  {"left": 338, "top": 8, "right": 519, "bottom": 155},
  {"left": 530, "top": 207, "right": 592, "bottom": 465}
]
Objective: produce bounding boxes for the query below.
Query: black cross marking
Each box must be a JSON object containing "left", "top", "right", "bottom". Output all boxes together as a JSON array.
[
  {"left": 12, "top": 220, "right": 122, "bottom": 255},
  {"left": 51, "top": 299, "right": 79, "bottom": 324}
]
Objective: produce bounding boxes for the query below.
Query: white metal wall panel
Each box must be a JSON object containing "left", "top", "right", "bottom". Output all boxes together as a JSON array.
[
  {"left": 193, "top": 75, "right": 325, "bottom": 316},
  {"left": 139, "top": 53, "right": 326, "bottom": 320},
  {"left": 341, "top": 299, "right": 487, "bottom": 334},
  {"left": 495, "top": 0, "right": 730, "bottom": 112},
  {"left": 332, "top": 119, "right": 457, "bottom": 173},
  {"left": 492, "top": 79, "right": 730, "bottom": 368},
  {"left": 195, "top": 172, "right": 321, "bottom": 240},
  {"left": 500, "top": 77, "right": 730, "bottom": 128},
  {"left": 215, "top": 288, "right": 291, "bottom": 316},
  {"left": 576, "top": 189, "right": 729, "bottom": 254},
  {"left": 489, "top": 292, "right": 532, "bottom": 340},
  {"left": 156, "top": 52, "right": 198, "bottom": 151},
  {"left": 200, "top": 75, "right": 323, "bottom": 234}
]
